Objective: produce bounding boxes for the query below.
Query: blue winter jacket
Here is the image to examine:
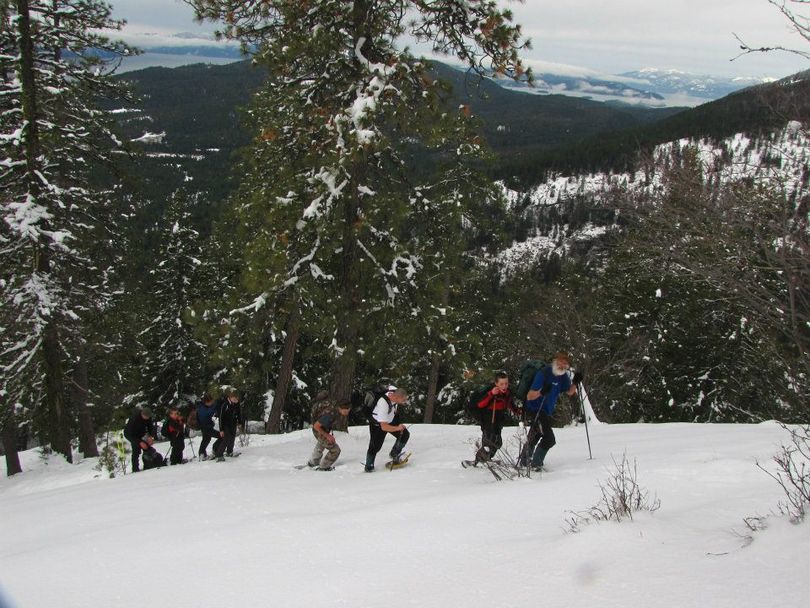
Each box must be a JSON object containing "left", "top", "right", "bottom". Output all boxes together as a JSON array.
[
  {"left": 196, "top": 401, "right": 219, "bottom": 433},
  {"left": 524, "top": 365, "right": 571, "bottom": 416}
]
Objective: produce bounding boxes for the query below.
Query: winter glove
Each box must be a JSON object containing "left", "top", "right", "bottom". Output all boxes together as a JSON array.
[{"left": 572, "top": 370, "right": 584, "bottom": 385}]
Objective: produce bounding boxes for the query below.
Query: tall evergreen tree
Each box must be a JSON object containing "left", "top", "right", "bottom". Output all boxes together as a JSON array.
[
  {"left": 186, "top": 0, "right": 530, "bottom": 409},
  {"left": 137, "top": 190, "right": 208, "bottom": 414},
  {"left": 0, "top": 0, "right": 133, "bottom": 463}
]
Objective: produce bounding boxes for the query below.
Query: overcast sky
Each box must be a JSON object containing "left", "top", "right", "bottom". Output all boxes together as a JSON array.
[{"left": 110, "top": 0, "right": 809, "bottom": 78}]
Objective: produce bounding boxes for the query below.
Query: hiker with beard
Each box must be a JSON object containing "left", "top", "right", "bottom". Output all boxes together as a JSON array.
[{"left": 519, "top": 351, "right": 578, "bottom": 471}]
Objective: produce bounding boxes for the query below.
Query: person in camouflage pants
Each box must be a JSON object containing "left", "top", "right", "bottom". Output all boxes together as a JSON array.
[{"left": 308, "top": 394, "right": 352, "bottom": 470}]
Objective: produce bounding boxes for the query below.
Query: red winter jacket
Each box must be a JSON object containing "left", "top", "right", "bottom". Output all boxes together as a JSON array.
[{"left": 477, "top": 388, "right": 515, "bottom": 412}]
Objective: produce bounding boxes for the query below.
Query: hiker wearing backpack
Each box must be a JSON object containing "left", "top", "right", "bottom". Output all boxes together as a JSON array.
[
  {"left": 474, "top": 372, "right": 518, "bottom": 463},
  {"left": 196, "top": 393, "right": 222, "bottom": 461},
  {"left": 161, "top": 407, "right": 186, "bottom": 465},
  {"left": 307, "top": 393, "right": 352, "bottom": 470},
  {"left": 213, "top": 389, "right": 245, "bottom": 461},
  {"left": 519, "top": 351, "right": 577, "bottom": 471},
  {"left": 123, "top": 406, "right": 157, "bottom": 473},
  {"left": 365, "top": 387, "right": 409, "bottom": 472}
]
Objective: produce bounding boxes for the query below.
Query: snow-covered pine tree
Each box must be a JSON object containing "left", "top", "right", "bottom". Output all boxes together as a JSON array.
[
  {"left": 186, "top": 0, "right": 531, "bottom": 406},
  {"left": 136, "top": 190, "right": 208, "bottom": 415},
  {"left": 0, "top": 0, "right": 133, "bottom": 462},
  {"left": 376, "top": 111, "right": 514, "bottom": 423}
]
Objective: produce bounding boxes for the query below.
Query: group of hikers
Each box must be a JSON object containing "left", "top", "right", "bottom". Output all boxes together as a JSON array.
[
  {"left": 123, "top": 351, "right": 578, "bottom": 474},
  {"left": 123, "top": 388, "right": 245, "bottom": 472},
  {"left": 472, "top": 351, "right": 578, "bottom": 469}
]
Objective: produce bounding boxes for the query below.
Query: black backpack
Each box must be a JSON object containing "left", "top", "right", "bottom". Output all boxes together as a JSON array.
[
  {"left": 515, "top": 360, "right": 545, "bottom": 402},
  {"left": 142, "top": 446, "right": 165, "bottom": 470},
  {"left": 466, "top": 384, "right": 493, "bottom": 420},
  {"left": 363, "top": 384, "right": 391, "bottom": 423},
  {"left": 186, "top": 408, "right": 200, "bottom": 431}
]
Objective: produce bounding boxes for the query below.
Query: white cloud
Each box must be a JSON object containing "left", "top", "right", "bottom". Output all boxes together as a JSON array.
[{"left": 109, "top": 0, "right": 810, "bottom": 78}]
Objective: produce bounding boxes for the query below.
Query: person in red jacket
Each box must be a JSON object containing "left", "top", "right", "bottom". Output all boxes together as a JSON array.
[
  {"left": 475, "top": 372, "right": 518, "bottom": 463},
  {"left": 161, "top": 408, "right": 187, "bottom": 465}
]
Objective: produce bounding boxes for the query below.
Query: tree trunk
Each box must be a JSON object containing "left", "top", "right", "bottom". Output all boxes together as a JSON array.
[
  {"left": 73, "top": 352, "right": 98, "bottom": 457},
  {"left": 423, "top": 350, "right": 442, "bottom": 424},
  {"left": 266, "top": 302, "right": 300, "bottom": 434},
  {"left": 329, "top": 157, "right": 366, "bottom": 406},
  {"left": 43, "top": 323, "right": 72, "bottom": 461},
  {"left": 2, "top": 412, "right": 23, "bottom": 477},
  {"left": 423, "top": 273, "right": 451, "bottom": 423},
  {"left": 16, "top": 0, "right": 73, "bottom": 463}
]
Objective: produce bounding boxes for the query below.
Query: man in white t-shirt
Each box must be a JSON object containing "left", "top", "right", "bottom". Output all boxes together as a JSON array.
[{"left": 364, "top": 387, "right": 409, "bottom": 472}]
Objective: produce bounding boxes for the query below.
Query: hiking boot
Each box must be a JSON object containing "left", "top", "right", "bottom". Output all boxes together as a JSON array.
[
  {"left": 317, "top": 466, "right": 335, "bottom": 471},
  {"left": 216, "top": 456, "right": 226, "bottom": 462},
  {"left": 364, "top": 464, "right": 374, "bottom": 472},
  {"left": 199, "top": 453, "right": 208, "bottom": 461}
]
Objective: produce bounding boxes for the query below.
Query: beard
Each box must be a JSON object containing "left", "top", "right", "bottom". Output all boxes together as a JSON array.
[{"left": 552, "top": 362, "right": 568, "bottom": 376}]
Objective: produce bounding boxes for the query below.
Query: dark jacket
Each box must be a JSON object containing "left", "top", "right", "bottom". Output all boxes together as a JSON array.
[
  {"left": 124, "top": 411, "right": 156, "bottom": 443},
  {"left": 196, "top": 401, "right": 219, "bottom": 433},
  {"left": 162, "top": 417, "right": 185, "bottom": 442},
  {"left": 218, "top": 399, "right": 244, "bottom": 431}
]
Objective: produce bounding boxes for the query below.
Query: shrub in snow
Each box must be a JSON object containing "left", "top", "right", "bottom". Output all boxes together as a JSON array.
[
  {"left": 566, "top": 454, "right": 660, "bottom": 532},
  {"left": 94, "top": 432, "right": 129, "bottom": 479},
  {"left": 758, "top": 424, "right": 810, "bottom": 523}
]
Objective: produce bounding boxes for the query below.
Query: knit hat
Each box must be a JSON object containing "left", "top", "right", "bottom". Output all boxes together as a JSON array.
[{"left": 141, "top": 407, "right": 153, "bottom": 418}]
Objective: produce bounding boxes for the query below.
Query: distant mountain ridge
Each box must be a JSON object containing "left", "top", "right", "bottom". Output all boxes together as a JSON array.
[
  {"left": 483, "top": 66, "right": 773, "bottom": 107},
  {"left": 127, "top": 38, "right": 773, "bottom": 107},
  {"left": 113, "top": 59, "right": 683, "bottom": 161},
  {"left": 501, "top": 68, "right": 810, "bottom": 186}
]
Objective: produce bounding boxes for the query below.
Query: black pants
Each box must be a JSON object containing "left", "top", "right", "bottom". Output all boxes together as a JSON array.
[
  {"left": 214, "top": 425, "right": 237, "bottom": 456},
  {"left": 127, "top": 439, "right": 142, "bottom": 472},
  {"left": 479, "top": 409, "right": 505, "bottom": 458},
  {"left": 169, "top": 438, "right": 185, "bottom": 464},
  {"left": 366, "top": 421, "right": 409, "bottom": 466},
  {"left": 521, "top": 411, "right": 556, "bottom": 464},
  {"left": 199, "top": 428, "right": 219, "bottom": 456}
]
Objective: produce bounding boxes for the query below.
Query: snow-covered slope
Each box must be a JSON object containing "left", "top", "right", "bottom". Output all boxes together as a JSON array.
[
  {"left": 497, "top": 123, "right": 810, "bottom": 278},
  {"left": 1, "top": 423, "right": 807, "bottom": 608}
]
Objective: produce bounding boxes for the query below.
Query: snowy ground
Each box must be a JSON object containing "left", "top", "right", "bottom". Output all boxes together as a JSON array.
[{"left": 1, "top": 422, "right": 808, "bottom": 608}]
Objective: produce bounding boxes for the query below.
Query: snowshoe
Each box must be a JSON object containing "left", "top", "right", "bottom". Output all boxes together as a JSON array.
[{"left": 385, "top": 452, "right": 411, "bottom": 470}]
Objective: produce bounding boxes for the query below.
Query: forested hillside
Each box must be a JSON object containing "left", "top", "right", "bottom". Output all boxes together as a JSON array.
[{"left": 2, "top": 1, "right": 807, "bottom": 474}]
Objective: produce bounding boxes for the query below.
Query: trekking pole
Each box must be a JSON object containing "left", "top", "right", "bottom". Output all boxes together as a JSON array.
[{"left": 572, "top": 371, "right": 592, "bottom": 460}]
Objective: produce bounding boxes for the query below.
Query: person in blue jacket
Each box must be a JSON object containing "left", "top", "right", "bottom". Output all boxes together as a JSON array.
[
  {"left": 196, "top": 393, "right": 222, "bottom": 461},
  {"left": 519, "top": 351, "right": 578, "bottom": 470}
]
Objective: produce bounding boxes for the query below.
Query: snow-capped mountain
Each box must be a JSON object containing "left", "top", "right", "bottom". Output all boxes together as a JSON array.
[
  {"left": 490, "top": 67, "right": 773, "bottom": 108},
  {"left": 620, "top": 68, "right": 772, "bottom": 100}
]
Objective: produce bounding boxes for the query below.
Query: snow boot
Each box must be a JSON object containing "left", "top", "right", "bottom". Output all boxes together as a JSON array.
[{"left": 532, "top": 447, "right": 549, "bottom": 469}]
